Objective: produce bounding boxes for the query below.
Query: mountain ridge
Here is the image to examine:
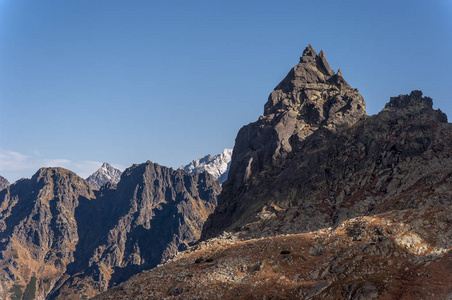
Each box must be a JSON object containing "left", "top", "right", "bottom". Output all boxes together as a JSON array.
[{"left": 0, "top": 163, "right": 221, "bottom": 299}]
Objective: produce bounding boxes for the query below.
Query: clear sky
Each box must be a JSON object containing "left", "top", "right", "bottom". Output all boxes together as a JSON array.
[{"left": 1, "top": 0, "right": 451, "bottom": 182}]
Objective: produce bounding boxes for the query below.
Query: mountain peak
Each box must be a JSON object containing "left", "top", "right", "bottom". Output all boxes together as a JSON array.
[
  {"left": 300, "top": 44, "right": 317, "bottom": 62},
  {"left": 0, "top": 175, "right": 10, "bottom": 191},
  {"left": 202, "top": 47, "right": 367, "bottom": 239},
  {"left": 34, "top": 167, "right": 74, "bottom": 179},
  {"left": 202, "top": 49, "right": 452, "bottom": 244},
  {"left": 86, "top": 162, "right": 122, "bottom": 189},
  {"left": 181, "top": 149, "right": 233, "bottom": 184},
  {"left": 264, "top": 45, "right": 365, "bottom": 127}
]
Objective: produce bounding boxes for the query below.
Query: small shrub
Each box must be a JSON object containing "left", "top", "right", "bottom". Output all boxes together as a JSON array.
[
  {"left": 280, "top": 250, "right": 291, "bottom": 255},
  {"left": 22, "top": 276, "right": 37, "bottom": 300},
  {"left": 195, "top": 257, "right": 204, "bottom": 264},
  {"left": 9, "top": 284, "right": 23, "bottom": 300},
  {"left": 206, "top": 258, "right": 213, "bottom": 262}
]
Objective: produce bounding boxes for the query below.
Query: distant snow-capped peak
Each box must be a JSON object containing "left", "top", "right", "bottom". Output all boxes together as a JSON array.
[
  {"left": 86, "top": 162, "right": 122, "bottom": 189},
  {"left": 181, "top": 149, "right": 232, "bottom": 184}
]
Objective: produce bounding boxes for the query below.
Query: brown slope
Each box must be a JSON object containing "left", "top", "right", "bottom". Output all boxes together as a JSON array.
[{"left": 94, "top": 205, "right": 452, "bottom": 300}]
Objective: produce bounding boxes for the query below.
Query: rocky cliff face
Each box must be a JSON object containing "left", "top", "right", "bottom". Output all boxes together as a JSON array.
[
  {"left": 0, "top": 168, "right": 96, "bottom": 300},
  {"left": 0, "top": 176, "right": 10, "bottom": 191},
  {"left": 86, "top": 162, "right": 122, "bottom": 189},
  {"left": 0, "top": 163, "right": 220, "bottom": 299},
  {"left": 181, "top": 149, "right": 233, "bottom": 184},
  {"left": 203, "top": 87, "right": 450, "bottom": 240},
  {"left": 204, "top": 84, "right": 451, "bottom": 239},
  {"left": 202, "top": 45, "right": 367, "bottom": 239},
  {"left": 49, "top": 162, "right": 220, "bottom": 299}
]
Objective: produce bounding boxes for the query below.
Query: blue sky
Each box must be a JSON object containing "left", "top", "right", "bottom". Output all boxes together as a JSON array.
[{"left": 1, "top": 0, "right": 451, "bottom": 182}]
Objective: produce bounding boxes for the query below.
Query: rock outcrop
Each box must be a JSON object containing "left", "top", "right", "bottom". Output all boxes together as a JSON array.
[
  {"left": 86, "top": 162, "right": 122, "bottom": 189},
  {"left": 181, "top": 149, "right": 233, "bottom": 184},
  {"left": 0, "top": 176, "right": 10, "bottom": 191},
  {"left": 0, "top": 163, "right": 221, "bottom": 299}
]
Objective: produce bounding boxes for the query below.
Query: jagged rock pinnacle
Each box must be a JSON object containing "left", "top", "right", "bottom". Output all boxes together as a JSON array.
[
  {"left": 264, "top": 45, "right": 365, "bottom": 126},
  {"left": 203, "top": 45, "right": 452, "bottom": 243},
  {"left": 202, "top": 46, "right": 367, "bottom": 239},
  {"left": 300, "top": 44, "right": 317, "bottom": 62}
]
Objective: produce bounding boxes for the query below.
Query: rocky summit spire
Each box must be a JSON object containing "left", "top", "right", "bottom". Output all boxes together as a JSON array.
[
  {"left": 202, "top": 46, "right": 367, "bottom": 239},
  {"left": 264, "top": 45, "right": 365, "bottom": 127},
  {"left": 232, "top": 45, "right": 366, "bottom": 170},
  {"left": 300, "top": 44, "right": 317, "bottom": 62}
]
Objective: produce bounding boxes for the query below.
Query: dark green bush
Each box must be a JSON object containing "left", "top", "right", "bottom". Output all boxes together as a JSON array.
[
  {"left": 206, "top": 258, "right": 213, "bottom": 262},
  {"left": 22, "top": 276, "right": 37, "bottom": 300},
  {"left": 280, "top": 250, "right": 291, "bottom": 255},
  {"left": 9, "top": 284, "right": 23, "bottom": 300}
]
